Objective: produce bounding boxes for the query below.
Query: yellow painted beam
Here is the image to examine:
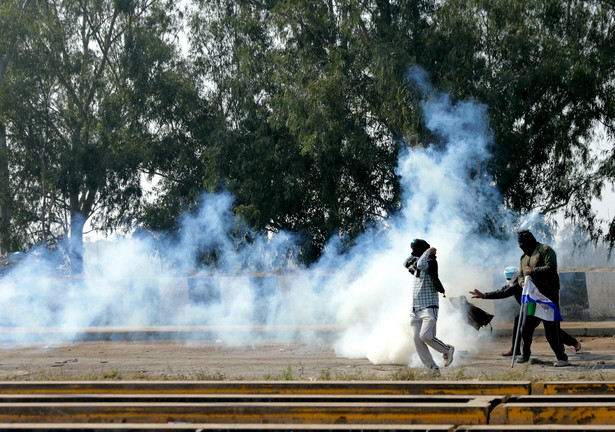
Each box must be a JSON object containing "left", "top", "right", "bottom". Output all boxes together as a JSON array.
[
  {"left": 490, "top": 401, "right": 615, "bottom": 425},
  {"left": 460, "top": 426, "right": 615, "bottom": 431},
  {"left": 0, "top": 425, "right": 457, "bottom": 431},
  {"left": 0, "top": 394, "right": 493, "bottom": 404},
  {"left": 537, "top": 381, "right": 615, "bottom": 395},
  {"left": 0, "top": 401, "right": 493, "bottom": 425},
  {"left": 0, "top": 381, "right": 532, "bottom": 396}
]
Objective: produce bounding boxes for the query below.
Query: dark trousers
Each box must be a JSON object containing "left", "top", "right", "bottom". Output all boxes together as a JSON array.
[
  {"left": 558, "top": 327, "right": 579, "bottom": 347},
  {"left": 511, "top": 315, "right": 522, "bottom": 353},
  {"left": 512, "top": 314, "right": 578, "bottom": 353},
  {"left": 520, "top": 315, "right": 568, "bottom": 361}
]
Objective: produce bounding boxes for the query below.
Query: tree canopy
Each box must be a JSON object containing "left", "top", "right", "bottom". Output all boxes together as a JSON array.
[
  {"left": 1, "top": 0, "right": 614, "bottom": 268},
  {"left": 1, "top": 0, "right": 202, "bottom": 271},
  {"left": 423, "top": 0, "right": 615, "bottom": 239}
]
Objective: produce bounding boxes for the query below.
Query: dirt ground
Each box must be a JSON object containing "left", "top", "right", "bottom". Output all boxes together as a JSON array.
[{"left": 0, "top": 331, "right": 613, "bottom": 382}]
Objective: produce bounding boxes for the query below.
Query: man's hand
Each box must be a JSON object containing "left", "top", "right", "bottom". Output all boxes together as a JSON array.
[
  {"left": 524, "top": 265, "right": 532, "bottom": 275},
  {"left": 469, "top": 289, "right": 486, "bottom": 299}
]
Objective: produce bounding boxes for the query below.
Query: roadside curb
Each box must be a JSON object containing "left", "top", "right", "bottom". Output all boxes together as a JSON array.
[{"left": 491, "top": 321, "right": 615, "bottom": 338}]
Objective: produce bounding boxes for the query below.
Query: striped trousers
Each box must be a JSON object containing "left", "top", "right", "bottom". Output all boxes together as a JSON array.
[{"left": 410, "top": 307, "right": 452, "bottom": 368}]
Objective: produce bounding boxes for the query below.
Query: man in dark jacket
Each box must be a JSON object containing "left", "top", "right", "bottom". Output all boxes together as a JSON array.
[
  {"left": 516, "top": 230, "right": 569, "bottom": 367},
  {"left": 470, "top": 266, "right": 581, "bottom": 357}
]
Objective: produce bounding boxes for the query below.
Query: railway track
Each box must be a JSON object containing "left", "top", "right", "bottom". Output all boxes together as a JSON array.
[{"left": 0, "top": 381, "right": 612, "bottom": 431}]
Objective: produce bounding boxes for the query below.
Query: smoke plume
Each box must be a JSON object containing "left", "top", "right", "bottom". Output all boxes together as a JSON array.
[{"left": 0, "top": 67, "right": 524, "bottom": 368}]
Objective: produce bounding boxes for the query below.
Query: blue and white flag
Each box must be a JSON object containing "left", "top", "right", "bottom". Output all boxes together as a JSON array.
[{"left": 521, "top": 276, "right": 563, "bottom": 322}]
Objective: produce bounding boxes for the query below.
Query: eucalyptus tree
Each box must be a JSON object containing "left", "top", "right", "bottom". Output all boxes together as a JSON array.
[
  {"left": 186, "top": 0, "right": 615, "bottom": 263},
  {"left": 423, "top": 0, "right": 615, "bottom": 243},
  {"left": 189, "top": 0, "right": 438, "bottom": 262},
  {"left": 0, "top": 0, "right": 35, "bottom": 255},
  {"left": 2, "top": 0, "right": 199, "bottom": 271}
]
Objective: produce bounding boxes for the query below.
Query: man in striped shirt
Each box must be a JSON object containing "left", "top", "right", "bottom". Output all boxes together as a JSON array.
[{"left": 405, "top": 239, "right": 455, "bottom": 377}]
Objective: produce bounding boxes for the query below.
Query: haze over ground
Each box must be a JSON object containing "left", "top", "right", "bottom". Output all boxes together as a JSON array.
[{"left": 2, "top": 67, "right": 613, "bottom": 369}]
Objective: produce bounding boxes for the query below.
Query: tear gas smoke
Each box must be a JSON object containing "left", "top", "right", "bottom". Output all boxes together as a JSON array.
[{"left": 1, "top": 67, "right": 532, "bottom": 367}]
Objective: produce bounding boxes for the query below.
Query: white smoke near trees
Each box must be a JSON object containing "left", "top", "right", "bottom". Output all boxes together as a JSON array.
[
  {"left": 327, "top": 66, "right": 518, "bottom": 364},
  {"left": 0, "top": 67, "right": 522, "bottom": 367}
]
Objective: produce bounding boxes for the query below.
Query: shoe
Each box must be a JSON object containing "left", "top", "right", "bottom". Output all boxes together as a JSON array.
[
  {"left": 443, "top": 346, "right": 455, "bottom": 367},
  {"left": 430, "top": 366, "right": 441, "bottom": 377},
  {"left": 501, "top": 350, "right": 522, "bottom": 357},
  {"left": 574, "top": 342, "right": 581, "bottom": 352},
  {"left": 516, "top": 356, "right": 530, "bottom": 364},
  {"left": 554, "top": 359, "right": 571, "bottom": 367}
]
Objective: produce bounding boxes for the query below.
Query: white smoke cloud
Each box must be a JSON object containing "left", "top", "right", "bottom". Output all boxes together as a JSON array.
[
  {"left": 328, "top": 66, "right": 517, "bottom": 365},
  {"left": 0, "top": 66, "right": 524, "bottom": 368}
]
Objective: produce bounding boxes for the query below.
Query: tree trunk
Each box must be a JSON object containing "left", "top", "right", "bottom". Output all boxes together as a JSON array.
[
  {"left": 0, "top": 121, "right": 11, "bottom": 257},
  {"left": 69, "top": 210, "right": 85, "bottom": 274}
]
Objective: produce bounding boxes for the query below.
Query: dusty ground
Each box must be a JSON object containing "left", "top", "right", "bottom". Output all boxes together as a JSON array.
[{"left": 0, "top": 332, "right": 613, "bottom": 382}]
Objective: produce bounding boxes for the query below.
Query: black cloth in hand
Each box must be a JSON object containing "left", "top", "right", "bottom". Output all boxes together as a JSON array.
[{"left": 427, "top": 255, "right": 446, "bottom": 295}]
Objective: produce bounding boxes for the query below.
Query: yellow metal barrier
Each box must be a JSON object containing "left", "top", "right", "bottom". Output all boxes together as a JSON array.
[
  {"left": 0, "top": 398, "right": 496, "bottom": 425},
  {"left": 0, "top": 381, "right": 613, "bottom": 428},
  {"left": 534, "top": 381, "right": 615, "bottom": 395},
  {"left": 0, "top": 425, "right": 459, "bottom": 431},
  {"left": 0, "top": 380, "right": 531, "bottom": 395},
  {"left": 490, "top": 395, "right": 615, "bottom": 425}
]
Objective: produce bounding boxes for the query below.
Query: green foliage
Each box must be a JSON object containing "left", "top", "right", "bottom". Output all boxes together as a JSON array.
[
  {"left": 1, "top": 0, "right": 203, "bottom": 266},
  {"left": 184, "top": 0, "right": 615, "bottom": 261},
  {"left": 2, "top": 0, "right": 615, "bottom": 264},
  {"left": 189, "top": 0, "right": 442, "bottom": 263},
  {"left": 281, "top": 364, "right": 294, "bottom": 380},
  {"left": 390, "top": 367, "right": 419, "bottom": 381},
  {"left": 0, "top": 0, "right": 38, "bottom": 255},
  {"left": 424, "top": 0, "right": 615, "bottom": 242}
]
